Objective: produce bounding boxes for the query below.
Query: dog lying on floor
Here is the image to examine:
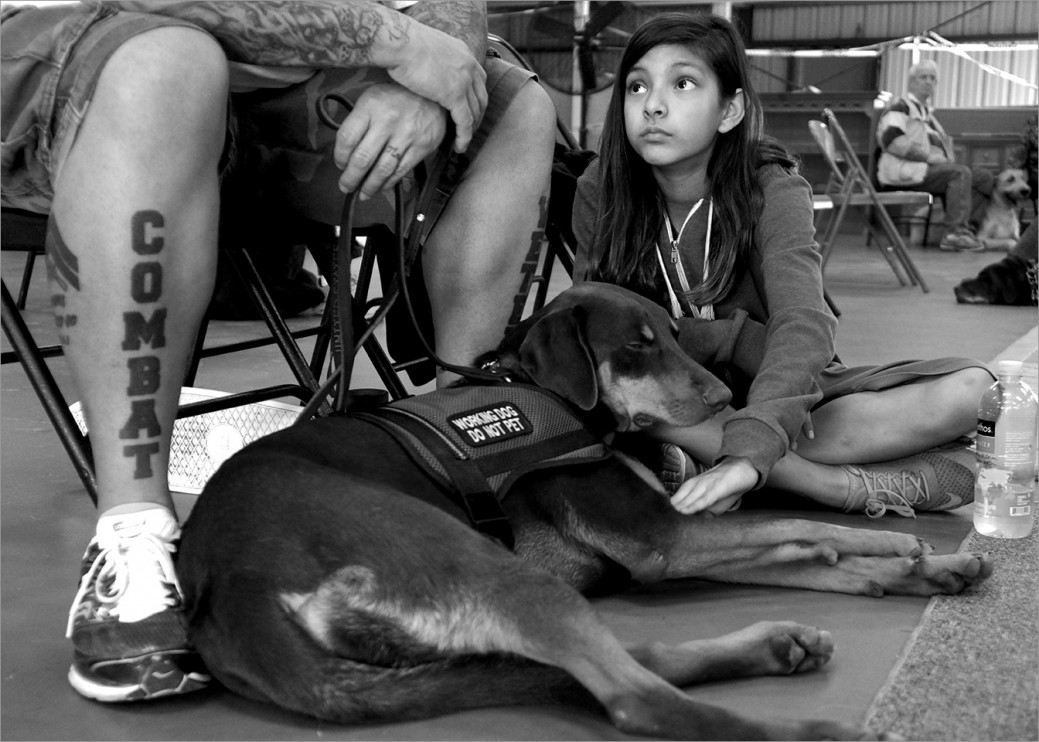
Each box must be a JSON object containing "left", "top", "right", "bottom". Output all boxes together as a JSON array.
[
  {"left": 976, "top": 167, "right": 1032, "bottom": 251},
  {"left": 178, "top": 281, "right": 993, "bottom": 741}
]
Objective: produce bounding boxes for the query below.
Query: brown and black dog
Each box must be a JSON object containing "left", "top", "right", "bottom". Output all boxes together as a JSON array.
[{"left": 178, "top": 281, "right": 992, "bottom": 740}]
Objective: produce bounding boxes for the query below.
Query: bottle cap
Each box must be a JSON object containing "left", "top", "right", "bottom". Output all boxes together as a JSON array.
[{"left": 997, "top": 360, "right": 1024, "bottom": 376}]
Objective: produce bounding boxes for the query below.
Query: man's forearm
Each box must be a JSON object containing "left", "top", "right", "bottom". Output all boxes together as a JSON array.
[
  {"left": 106, "top": 1, "right": 415, "bottom": 68},
  {"left": 404, "top": 0, "right": 487, "bottom": 59}
]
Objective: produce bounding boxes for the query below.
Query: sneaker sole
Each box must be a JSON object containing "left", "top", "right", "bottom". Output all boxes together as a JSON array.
[
  {"left": 658, "top": 444, "right": 688, "bottom": 495},
  {"left": 68, "top": 653, "right": 211, "bottom": 703}
]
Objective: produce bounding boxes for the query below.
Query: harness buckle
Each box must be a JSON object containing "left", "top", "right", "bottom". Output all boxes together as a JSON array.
[{"left": 479, "top": 358, "right": 513, "bottom": 383}]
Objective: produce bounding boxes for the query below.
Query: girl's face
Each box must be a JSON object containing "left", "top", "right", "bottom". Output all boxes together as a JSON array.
[{"left": 623, "top": 43, "right": 743, "bottom": 174}]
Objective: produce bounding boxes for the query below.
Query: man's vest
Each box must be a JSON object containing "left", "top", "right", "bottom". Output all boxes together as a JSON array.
[{"left": 356, "top": 384, "right": 612, "bottom": 548}]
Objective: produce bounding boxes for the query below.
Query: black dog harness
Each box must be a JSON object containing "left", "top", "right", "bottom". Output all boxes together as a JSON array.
[{"left": 356, "top": 384, "right": 611, "bottom": 549}]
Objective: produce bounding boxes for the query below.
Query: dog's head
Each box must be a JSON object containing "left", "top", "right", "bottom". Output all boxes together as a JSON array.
[
  {"left": 484, "top": 282, "right": 732, "bottom": 433},
  {"left": 994, "top": 168, "right": 1032, "bottom": 207}
]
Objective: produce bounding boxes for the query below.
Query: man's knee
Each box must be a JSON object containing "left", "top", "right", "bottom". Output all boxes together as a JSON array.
[
  {"left": 96, "top": 28, "right": 228, "bottom": 124},
  {"left": 498, "top": 82, "right": 558, "bottom": 151}
]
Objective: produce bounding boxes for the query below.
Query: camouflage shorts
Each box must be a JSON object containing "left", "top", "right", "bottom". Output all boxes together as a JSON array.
[{"left": 1, "top": 2, "right": 536, "bottom": 228}]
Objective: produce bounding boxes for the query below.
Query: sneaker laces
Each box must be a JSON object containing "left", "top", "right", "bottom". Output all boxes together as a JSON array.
[
  {"left": 845, "top": 465, "right": 931, "bottom": 518},
  {"left": 65, "top": 526, "right": 183, "bottom": 637}
]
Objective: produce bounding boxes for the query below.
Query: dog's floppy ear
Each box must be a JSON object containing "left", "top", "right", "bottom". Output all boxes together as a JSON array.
[{"left": 518, "top": 306, "right": 599, "bottom": 409}]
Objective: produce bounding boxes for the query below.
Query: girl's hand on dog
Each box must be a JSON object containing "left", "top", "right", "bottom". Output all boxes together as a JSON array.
[{"left": 670, "top": 458, "right": 758, "bottom": 515}]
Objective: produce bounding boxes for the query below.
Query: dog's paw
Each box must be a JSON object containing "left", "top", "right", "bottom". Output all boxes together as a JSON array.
[
  {"left": 902, "top": 551, "right": 995, "bottom": 594},
  {"left": 720, "top": 620, "right": 835, "bottom": 676},
  {"left": 954, "top": 284, "right": 991, "bottom": 305}
]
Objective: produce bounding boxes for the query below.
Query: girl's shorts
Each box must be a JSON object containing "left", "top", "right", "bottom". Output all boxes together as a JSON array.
[
  {"left": 1, "top": 2, "right": 537, "bottom": 226},
  {"left": 816, "top": 356, "right": 994, "bottom": 406}
]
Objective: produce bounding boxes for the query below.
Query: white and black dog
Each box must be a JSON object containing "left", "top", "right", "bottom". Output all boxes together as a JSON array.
[{"left": 976, "top": 167, "right": 1032, "bottom": 251}]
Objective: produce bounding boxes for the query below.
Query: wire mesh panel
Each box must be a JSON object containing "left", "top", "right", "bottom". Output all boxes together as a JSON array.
[{"left": 70, "top": 388, "right": 301, "bottom": 495}]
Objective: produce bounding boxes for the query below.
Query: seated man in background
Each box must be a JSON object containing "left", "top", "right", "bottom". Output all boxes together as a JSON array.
[
  {"left": 1, "top": 0, "right": 556, "bottom": 703},
  {"left": 876, "top": 59, "right": 993, "bottom": 251}
]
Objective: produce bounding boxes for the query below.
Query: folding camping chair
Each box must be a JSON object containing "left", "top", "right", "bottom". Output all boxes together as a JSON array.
[
  {"left": 809, "top": 108, "right": 932, "bottom": 292},
  {"left": 2, "top": 33, "right": 589, "bottom": 500},
  {"left": 1, "top": 208, "right": 328, "bottom": 503},
  {"left": 304, "top": 38, "right": 591, "bottom": 414}
]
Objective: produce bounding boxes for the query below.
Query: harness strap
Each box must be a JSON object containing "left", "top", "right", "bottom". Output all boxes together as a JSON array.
[
  {"left": 357, "top": 410, "right": 515, "bottom": 550},
  {"left": 474, "top": 428, "right": 601, "bottom": 478}
]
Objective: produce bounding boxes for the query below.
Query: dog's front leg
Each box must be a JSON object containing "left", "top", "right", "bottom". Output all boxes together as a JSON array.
[
  {"left": 657, "top": 513, "right": 927, "bottom": 576},
  {"left": 659, "top": 514, "right": 992, "bottom": 597}
]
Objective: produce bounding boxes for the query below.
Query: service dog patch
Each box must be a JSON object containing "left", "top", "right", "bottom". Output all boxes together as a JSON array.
[{"left": 448, "top": 403, "right": 533, "bottom": 447}]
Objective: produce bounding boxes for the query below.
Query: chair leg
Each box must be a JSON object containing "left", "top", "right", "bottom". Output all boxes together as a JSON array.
[
  {"left": 1, "top": 280, "right": 98, "bottom": 504},
  {"left": 223, "top": 245, "right": 325, "bottom": 395},
  {"left": 183, "top": 314, "right": 210, "bottom": 387},
  {"left": 922, "top": 202, "right": 934, "bottom": 247},
  {"left": 818, "top": 199, "right": 850, "bottom": 270},
  {"left": 869, "top": 202, "right": 930, "bottom": 292},
  {"left": 16, "top": 251, "right": 37, "bottom": 310},
  {"left": 862, "top": 219, "right": 910, "bottom": 286}
]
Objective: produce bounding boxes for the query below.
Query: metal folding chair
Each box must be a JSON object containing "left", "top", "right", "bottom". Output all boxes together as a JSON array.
[{"left": 809, "top": 108, "right": 932, "bottom": 292}]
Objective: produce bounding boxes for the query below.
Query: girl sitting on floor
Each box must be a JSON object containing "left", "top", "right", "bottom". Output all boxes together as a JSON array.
[{"left": 572, "top": 11, "right": 994, "bottom": 518}]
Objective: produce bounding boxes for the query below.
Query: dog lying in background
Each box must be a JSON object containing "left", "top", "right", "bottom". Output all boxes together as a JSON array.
[
  {"left": 178, "top": 282, "right": 993, "bottom": 740},
  {"left": 956, "top": 218, "right": 1038, "bottom": 305},
  {"left": 976, "top": 167, "right": 1032, "bottom": 250}
]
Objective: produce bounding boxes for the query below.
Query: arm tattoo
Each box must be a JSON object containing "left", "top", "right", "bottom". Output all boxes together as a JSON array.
[
  {"left": 109, "top": 1, "right": 412, "bottom": 67},
  {"left": 405, "top": 0, "right": 487, "bottom": 58}
]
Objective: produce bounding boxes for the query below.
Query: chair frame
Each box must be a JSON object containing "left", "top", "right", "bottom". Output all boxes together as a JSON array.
[
  {"left": 1, "top": 34, "right": 581, "bottom": 502},
  {"left": 810, "top": 108, "right": 931, "bottom": 292},
  {"left": 1, "top": 214, "right": 327, "bottom": 504}
]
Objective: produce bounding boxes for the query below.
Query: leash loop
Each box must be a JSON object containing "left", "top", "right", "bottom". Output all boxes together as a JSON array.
[{"left": 299, "top": 93, "right": 512, "bottom": 421}]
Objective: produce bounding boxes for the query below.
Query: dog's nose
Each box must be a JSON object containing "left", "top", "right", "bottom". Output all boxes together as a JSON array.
[{"left": 702, "top": 386, "right": 731, "bottom": 413}]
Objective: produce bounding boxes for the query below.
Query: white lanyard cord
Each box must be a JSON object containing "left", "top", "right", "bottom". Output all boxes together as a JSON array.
[{"left": 657, "top": 198, "right": 714, "bottom": 320}]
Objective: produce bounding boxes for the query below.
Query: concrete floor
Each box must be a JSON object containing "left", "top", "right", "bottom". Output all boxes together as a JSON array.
[{"left": 2, "top": 229, "right": 1037, "bottom": 740}]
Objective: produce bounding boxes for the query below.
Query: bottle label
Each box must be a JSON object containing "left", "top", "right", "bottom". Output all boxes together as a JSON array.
[
  {"left": 976, "top": 415, "right": 1036, "bottom": 470},
  {"left": 976, "top": 418, "right": 996, "bottom": 460},
  {"left": 975, "top": 487, "right": 1033, "bottom": 518},
  {"left": 975, "top": 468, "right": 1034, "bottom": 517}
]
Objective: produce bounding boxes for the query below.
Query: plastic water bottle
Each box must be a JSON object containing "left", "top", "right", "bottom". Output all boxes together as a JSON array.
[{"left": 973, "top": 360, "right": 1038, "bottom": 538}]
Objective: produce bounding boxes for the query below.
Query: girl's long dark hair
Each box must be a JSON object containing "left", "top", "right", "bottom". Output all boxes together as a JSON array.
[{"left": 592, "top": 11, "right": 798, "bottom": 304}]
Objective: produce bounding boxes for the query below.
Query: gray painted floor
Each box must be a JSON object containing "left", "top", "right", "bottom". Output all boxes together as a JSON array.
[{"left": 2, "top": 230, "right": 1037, "bottom": 740}]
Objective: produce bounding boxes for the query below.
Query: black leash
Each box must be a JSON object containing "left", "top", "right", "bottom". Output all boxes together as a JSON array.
[{"left": 296, "top": 93, "right": 508, "bottom": 422}]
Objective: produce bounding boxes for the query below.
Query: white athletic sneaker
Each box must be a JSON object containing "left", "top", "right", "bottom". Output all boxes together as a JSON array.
[{"left": 66, "top": 508, "right": 210, "bottom": 702}]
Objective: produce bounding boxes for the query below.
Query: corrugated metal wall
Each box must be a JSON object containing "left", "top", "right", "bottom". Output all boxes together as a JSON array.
[
  {"left": 881, "top": 47, "right": 1037, "bottom": 107},
  {"left": 748, "top": 1, "right": 1037, "bottom": 44},
  {"left": 746, "top": 1, "right": 1038, "bottom": 106},
  {"left": 747, "top": 44, "right": 1037, "bottom": 106},
  {"left": 488, "top": 2, "right": 1038, "bottom": 145}
]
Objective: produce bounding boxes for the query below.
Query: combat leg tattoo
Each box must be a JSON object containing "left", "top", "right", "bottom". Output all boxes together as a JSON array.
[
  {"left": 120, "top": 210, "right": 168, "bottom": 480},
  {"left": 45, "top": 219, "right": 80, "bottom": 347},
  {"left": 45, "top": 213, "right": 166, "bottom": 480},
  {"left": 507, "top": 195, "right": 549, "bottom": 332}
]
